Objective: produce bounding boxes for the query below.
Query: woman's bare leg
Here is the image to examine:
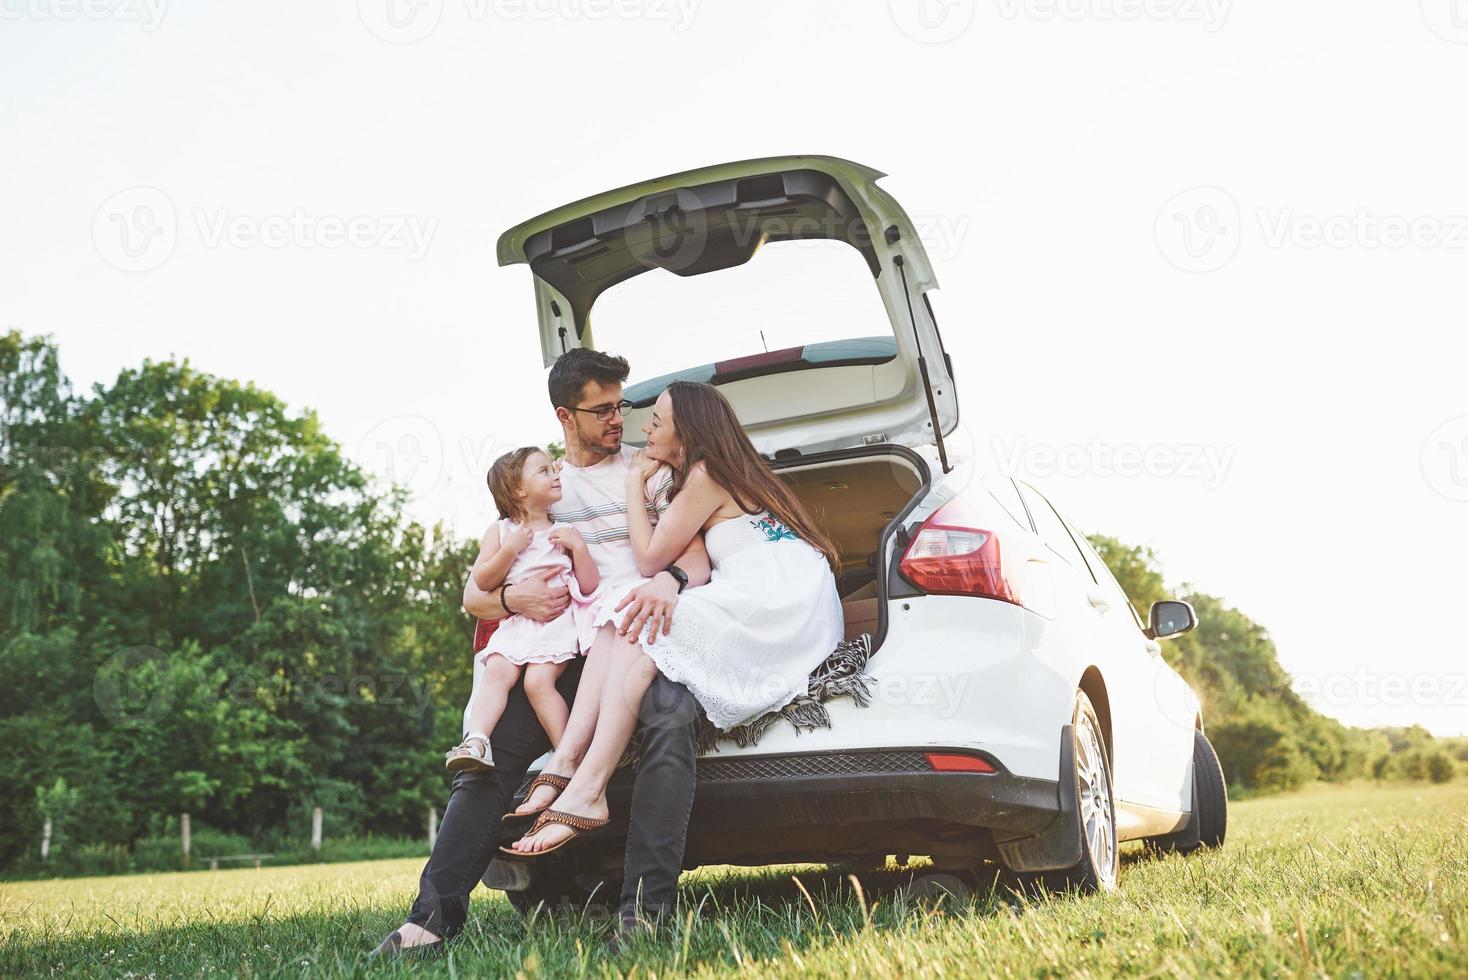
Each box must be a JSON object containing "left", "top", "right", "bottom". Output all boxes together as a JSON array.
[
  {"left": 510, "top": 633, "right": 659, "bottom": 853},
  {"left": 512, "top": 624, "right": 616, "bottom": 814}
]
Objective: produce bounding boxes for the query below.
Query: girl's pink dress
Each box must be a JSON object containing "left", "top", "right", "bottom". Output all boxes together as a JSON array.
[{"left": 479, "top": 519, "right": 598, "bottom": 666}]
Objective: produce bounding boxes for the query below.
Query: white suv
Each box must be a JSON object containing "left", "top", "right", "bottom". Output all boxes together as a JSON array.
[{"left": 485, "top": 156, "right": 1227, "bottom": 903}]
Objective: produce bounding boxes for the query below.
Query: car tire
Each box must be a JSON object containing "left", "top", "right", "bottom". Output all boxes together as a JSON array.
[
  {"left": 1032, "top": 691, "right": 1119, "bottom": 893},
  {"left": 504, "top": 864, "right": 620, "bottom": 919},
  {"left": 1149, "top": 729, "right": 1228, "bottom": 855}
]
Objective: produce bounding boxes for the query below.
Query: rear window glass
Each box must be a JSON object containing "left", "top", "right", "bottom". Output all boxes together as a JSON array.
[{"left": 588, "top": 239, "right": 895, "bottom": 389}]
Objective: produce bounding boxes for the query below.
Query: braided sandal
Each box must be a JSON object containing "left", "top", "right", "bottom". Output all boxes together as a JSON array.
[
  {"left": 501, "top": 772, "right": 570, "bottom": 832},
  {"left": 498, "top": 808, "right": 610, "bottom": 861}
]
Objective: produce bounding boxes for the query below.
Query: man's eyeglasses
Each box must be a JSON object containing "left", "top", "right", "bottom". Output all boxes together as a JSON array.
[{"left": 566, "top": 400, "right": 632, "bottom": 423}]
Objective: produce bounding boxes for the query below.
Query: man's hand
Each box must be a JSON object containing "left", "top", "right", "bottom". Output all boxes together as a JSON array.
[
  {"left": 508, "top": 569, "right": 571, "bottom": 623},
  {"left": 547, "top": 526, "right": 585, "bottom": 555},
  {"left": 614, "top": 572, "right": 679, "bottom": 645}
]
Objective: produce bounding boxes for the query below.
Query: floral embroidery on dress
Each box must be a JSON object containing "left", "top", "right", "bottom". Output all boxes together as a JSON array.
[{"left": 751, "top": 514, "right": 799, "bottom": 542}]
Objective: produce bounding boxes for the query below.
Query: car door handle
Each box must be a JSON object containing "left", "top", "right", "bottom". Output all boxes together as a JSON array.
[
  {"left": 1144, "top": 639, "right": 1162, "bottom": 657},
  {"left": 1086, "top": 588, "right": 1110, "bottom": 612}
]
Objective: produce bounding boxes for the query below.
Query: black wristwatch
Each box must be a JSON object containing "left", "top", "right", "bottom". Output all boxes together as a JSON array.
[{"left": 662, "top": 564, "right": 689, "bottom": 594}]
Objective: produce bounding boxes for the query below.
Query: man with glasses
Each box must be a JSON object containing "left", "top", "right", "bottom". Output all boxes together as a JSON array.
[{"left": 375, "top": 348, "right": 711, "bottom": 957}]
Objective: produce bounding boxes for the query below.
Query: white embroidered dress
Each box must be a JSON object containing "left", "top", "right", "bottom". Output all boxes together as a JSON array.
[{"left": 637, "top": 510, "right": 842, "bottom": 730}]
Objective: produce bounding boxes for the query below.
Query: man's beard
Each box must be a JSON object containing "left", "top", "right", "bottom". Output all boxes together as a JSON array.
[{"left": 578, "top": 419, "right": 621, "bottom": 456}]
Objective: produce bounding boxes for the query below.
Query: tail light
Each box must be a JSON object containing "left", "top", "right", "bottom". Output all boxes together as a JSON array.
[{"left": 898, "top": 497, "right": 1019, "bottom": 604}]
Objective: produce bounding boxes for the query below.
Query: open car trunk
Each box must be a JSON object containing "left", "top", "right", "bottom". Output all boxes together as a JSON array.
[{"left": 774, "top": 445, "right": 930, "bottom": 652}]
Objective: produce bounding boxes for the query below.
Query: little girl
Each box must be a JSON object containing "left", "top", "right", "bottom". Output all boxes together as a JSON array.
[{"left": 444, "top": 446, "right": 599, "bottom": 772}]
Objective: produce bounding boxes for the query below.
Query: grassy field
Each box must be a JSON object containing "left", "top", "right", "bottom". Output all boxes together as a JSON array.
[{"left": 2, "top": 781, "right": 1464, "bottom": 978}]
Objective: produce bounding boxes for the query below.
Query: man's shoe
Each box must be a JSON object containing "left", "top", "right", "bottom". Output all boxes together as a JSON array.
[{"left": 368, "top": 929, "right": 445, "bottom": 959}]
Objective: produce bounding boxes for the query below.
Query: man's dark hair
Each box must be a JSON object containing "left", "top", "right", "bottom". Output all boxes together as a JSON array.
[{"left": 547, "top": 348, "right": 630, "bottom": 409}]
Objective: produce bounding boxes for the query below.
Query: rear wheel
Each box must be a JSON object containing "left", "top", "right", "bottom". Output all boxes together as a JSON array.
[
  {"left": 1148, "top": 729, "right": 1228, "bottom": 854},
  {"left": 1033, "top": 691, "right": 1118, "bottom": 892}
]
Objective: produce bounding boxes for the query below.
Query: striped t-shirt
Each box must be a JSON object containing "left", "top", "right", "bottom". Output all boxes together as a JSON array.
[{"left": 551, "top": 446, "right": 673, "bottom": 595}]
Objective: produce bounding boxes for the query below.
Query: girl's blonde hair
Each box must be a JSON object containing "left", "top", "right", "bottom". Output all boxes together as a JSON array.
[{"left": 486, "top": 447, "right": 546, "bottom": 523}]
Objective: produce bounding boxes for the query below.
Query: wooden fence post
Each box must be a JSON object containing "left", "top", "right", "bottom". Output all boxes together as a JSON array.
[
  {"left": 181, "top": 812, "right": 191, "bottom": 869},
  {"left": 41, "top": 817, "right": 52, "bottom": 861},
  {"left": 311, "top": 806, "right": 323, "bottom": 851},
  {"left": 428, "top": 806, "right": 438, "bottom": 850}
]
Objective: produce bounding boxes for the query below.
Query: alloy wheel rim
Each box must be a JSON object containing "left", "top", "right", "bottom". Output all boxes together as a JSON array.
[{"left": 1074, "top": 711, "right": 1117, "bottom": 887}]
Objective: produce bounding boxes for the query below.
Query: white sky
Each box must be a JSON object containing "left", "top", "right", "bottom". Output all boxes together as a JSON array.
[{"left": 3, "top": 1, "right": 1465, "bottom": 735}]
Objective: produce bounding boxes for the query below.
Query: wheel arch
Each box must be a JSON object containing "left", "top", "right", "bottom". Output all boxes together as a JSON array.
[{"left": 1077, "top": 665, "right": 1113, "bottom": 764}]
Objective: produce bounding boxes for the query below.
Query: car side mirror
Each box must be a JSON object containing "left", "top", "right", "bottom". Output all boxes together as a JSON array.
[{"left": 1146, "top": 599, "right": 1196, "bottom": 640}]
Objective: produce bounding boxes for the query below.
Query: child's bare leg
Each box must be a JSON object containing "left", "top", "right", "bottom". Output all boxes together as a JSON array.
[
  {"left": 514, "top": 624, "right": 616, "bottom": 813},
  {"left": 511, "top": 633, "right": 659, "bottom": 853},
  {"left": 523, "top": 661, "right": 571, "bottom": 747},
  {"left": 465, "top": 654, "right": 522, "bottom": 738}
]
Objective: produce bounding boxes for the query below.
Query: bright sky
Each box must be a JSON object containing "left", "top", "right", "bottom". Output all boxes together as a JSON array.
[{"left": 3, "top": 1, "right": 1465, "bottom": 735}]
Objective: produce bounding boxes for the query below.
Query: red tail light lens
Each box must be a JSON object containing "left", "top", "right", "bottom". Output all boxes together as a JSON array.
[
  {"left": 926, "top": 752, "right": 997, "bottom": 773},
  {"left": 898, "top": 497, "right": 1018, "bottom": 604}
]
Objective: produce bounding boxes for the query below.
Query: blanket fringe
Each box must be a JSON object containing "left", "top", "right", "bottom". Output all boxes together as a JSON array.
[{"left": 618, "top": 633, "right": 875, "bottom": 771}]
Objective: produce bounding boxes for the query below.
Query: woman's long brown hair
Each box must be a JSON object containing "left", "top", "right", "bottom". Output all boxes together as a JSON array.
[{"left": 664, "top": 381, "right": 840, "bottom": 571}]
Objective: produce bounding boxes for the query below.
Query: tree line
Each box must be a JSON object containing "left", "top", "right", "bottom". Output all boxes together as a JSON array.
[{"left": 0, "top": 330, "right": 1461, "bottom": 874}]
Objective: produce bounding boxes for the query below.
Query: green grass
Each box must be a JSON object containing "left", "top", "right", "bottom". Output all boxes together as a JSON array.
[{"left": 2, "top": 781, "right": 1464, "bottom": 978}]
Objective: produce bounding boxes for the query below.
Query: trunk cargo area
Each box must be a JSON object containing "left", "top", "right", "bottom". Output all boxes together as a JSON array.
[{"left": 776, "top": 449, "right": 929, "bottom": 647}]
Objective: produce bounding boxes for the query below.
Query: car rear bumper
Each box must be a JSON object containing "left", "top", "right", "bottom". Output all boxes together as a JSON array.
[{"left": 510, "top": 747, "right": 1062, "bottom": 870}]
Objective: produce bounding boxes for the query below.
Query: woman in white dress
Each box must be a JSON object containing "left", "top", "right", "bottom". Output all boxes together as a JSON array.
[{"left": 503, "top": 380, "right": 842, "bottom": 857}]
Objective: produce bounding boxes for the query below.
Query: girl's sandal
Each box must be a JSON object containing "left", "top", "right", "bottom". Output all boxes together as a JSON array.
[
  {"left": 497, "top": 809, "right": 610, "bottom": 861},
  {"left": 444, "top": 734, "right": 495, "bottom": 773},
  {"left": 500, "top": 772, "right": 570, "bottom": 832}
]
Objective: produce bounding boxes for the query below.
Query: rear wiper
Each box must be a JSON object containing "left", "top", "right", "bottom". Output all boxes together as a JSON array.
[{"left": 893, "top": 253, "right": 951, "bottom": 474}]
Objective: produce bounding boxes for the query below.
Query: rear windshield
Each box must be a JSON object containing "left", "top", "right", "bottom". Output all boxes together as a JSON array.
[{"left": 588, "top": 239, "right": 896, "bottom": 392}]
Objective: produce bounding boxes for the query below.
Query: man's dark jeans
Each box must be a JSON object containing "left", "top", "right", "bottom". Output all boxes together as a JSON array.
[{"left": 405, "top": 659, "right": 700, "bottom": 939}]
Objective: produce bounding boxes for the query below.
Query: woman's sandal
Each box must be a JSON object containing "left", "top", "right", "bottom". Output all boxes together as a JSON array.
[
  {"left": 500, "top": 772, "right": 570, "bottom": 832},
  {"left": 497, "top": 809, "right": 610, "bottom": 861},
  {"left": 444, "top": 734, "right": 494, "bottom": 773}
]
